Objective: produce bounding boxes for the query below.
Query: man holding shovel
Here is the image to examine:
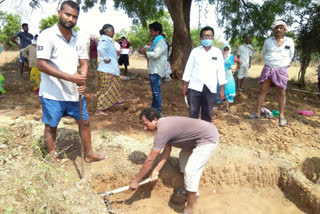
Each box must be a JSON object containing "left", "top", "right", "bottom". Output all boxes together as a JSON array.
[
  {"left": 130, "top": 107, "right": 219, "bottom": 214},
  {"left": 37, "top": 0, "right": 106, "bottom": 163}
]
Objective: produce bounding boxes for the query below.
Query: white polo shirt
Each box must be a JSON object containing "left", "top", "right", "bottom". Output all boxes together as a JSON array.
[
  {"left": 182, "top": 45, "right": 227, "bottom": 93},
  {"left": 37, "top": 25, "right": 88, "bottom": 101},
  {"left": 262, "top": 36, "right": 294, "bottom": 68}
]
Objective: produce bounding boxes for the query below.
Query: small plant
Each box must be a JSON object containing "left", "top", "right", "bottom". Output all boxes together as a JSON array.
[
  {"left": 5, "top": 206, "right": 13, "bottom": 214},
  {"left": 0, "top": 127, "right": 9, "bottom": 144},
  {"left": 31, "top": 136, "right": 48, "bottom": 159}
]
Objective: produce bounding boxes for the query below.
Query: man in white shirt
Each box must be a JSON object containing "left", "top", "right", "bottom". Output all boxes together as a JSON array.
[
  {"left": 37, "top": 0, "right": 106, "bottom": 163},
  {"left": 236, "top": 37, "right": 254, "bottom": 91},
  {"left": 249, "top": 20, "right": 295, "bottom": 127},
  {"left": 182, "top": 26, "right": 227, "bottom": 122}
]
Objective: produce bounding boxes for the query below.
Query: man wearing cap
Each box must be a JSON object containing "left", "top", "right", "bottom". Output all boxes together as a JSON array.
[{"left": 249, "top": 20, "right": 295, "bottom": 127}]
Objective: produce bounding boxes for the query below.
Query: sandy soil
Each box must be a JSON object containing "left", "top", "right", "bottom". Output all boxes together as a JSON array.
[{"left": 0, "top": 52, "right": 320, "bottom": 213}]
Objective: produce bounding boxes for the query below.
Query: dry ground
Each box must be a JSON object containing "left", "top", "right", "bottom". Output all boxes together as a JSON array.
[{"left": 0, "top": 51, "right": 320, "bottom": 214}]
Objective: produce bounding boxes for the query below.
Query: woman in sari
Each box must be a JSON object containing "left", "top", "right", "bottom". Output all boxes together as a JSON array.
[
  {"left": 216, "top": 44, "right": 242, "bottom": 112},
  {"left": 94, "top": 24, "right": 123, "bottom": 116}
]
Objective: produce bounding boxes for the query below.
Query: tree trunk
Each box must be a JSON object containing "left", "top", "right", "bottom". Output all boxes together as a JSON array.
[
  {"left": 298, "top": 51, "right": 311, "bottom": 87},
  {"left": 165, "top": 0, "right": 192, "bottom": 79}
]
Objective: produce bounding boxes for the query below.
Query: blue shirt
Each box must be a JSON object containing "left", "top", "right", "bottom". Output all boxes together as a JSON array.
[
  {"left": 97, "top": 35, "right": 120, "bottom": 76},
  {"left": 17, "top": 32, "right": 33, "bottom": 48}
]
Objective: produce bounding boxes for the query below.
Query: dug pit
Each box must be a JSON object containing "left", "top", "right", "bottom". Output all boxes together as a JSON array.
[{"left": 91, "top": 143, "right": 320, "bottom": 214}]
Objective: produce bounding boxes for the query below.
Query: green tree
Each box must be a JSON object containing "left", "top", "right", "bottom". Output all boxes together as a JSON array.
[
  {"left": 39, "top": 14, "right": 59, "bottom": 31},
  {"left": 0, "top": 12, "right": 21, "bottom": 49},
  {"left": 115, "top": 12, "right": 173, "bottom": 50},
  {"left": 212, "top": 0, "right": 311, "bottom": 46},
  {"left": 9, "top": 0, "right": 315, "bottom": 80},
  {"left": 295, "top": 3, "right": 320, "bottom": 87},
  {"left": 39, "top": 14, "right": 79, "bottom": 32}
]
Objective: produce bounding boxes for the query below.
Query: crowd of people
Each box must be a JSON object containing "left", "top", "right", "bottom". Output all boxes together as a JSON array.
[{"left": 1, "top": 0, "right": 317, "bottom": 213}]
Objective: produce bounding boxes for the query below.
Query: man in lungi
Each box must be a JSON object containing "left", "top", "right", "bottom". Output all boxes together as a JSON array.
[
  {"left": 249, "top": 20, "right": 294, "bottom": 127},
  {"left": 129, "top": 107, "right": 219, "bottom": 214}
]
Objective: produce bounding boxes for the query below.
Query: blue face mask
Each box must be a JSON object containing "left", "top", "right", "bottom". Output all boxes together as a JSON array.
[{"left": 201, "top": 39, "right": 213, "bottom": 47}]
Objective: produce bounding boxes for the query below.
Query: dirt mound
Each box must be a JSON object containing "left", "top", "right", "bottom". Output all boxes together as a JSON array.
[{"left": 0, "top": 53, "right": 319, "bottom": 213}]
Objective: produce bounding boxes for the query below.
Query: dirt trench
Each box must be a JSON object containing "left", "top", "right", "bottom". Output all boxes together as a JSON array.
[{"left": 90, "top": 144, "right": 320, "bottom": 214}]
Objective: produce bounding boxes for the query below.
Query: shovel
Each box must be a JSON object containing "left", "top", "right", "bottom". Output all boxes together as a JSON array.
[{"left": 98, "top": 176, "right": 158, "bottom": 197}]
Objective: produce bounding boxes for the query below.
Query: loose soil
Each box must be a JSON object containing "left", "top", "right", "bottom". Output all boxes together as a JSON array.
[{"left": 0, "top": 51, "right": 320, "bottom": 213}]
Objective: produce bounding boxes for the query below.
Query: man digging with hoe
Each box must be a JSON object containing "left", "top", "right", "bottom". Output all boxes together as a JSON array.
[{"left": 129, "top": 107, "right": 219, "bottom": 214}]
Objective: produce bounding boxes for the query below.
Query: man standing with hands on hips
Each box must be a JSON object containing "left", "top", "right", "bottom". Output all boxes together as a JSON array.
[
  {"left": 37, "top": 0, "right": 106, "bottom": 163},
  {"left": 182, "top": 26, "right": 227, "bottom": 122}
]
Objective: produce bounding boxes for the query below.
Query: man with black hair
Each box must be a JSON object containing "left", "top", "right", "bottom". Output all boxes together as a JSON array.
[
  {"left": 138, "top": 22, "right": 168, "bottom": 113},
  {"left": 37, "top": 0, "right": 106, "bottom": 163},
  {"left": 182, "top": 26, "right": 226, "bottom": 122},
  {"left": 130, "top": 107, "right": 219, "bottom": 214},
  {"left": 11, "top": 23, "right": 34, "bottom": 76}
]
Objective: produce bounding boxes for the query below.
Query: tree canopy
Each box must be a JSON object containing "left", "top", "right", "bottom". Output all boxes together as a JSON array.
[
  {"left": 294, "top": 3, "right": 320, "bottom": 86},
  {"left": 0, "top": 12, "right": 21, "bottom": 49},
  {"left": 1, "top": 0, "right": 319, "bottom": 84},
  {"left": 213, "top": 0, "right": 312, "bottom": 46},
  {"left": 39, "top": 14, "right": 79, "bottom": 32}
]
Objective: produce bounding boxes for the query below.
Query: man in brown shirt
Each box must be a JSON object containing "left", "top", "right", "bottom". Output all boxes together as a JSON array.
[{"left": 129, "top": 107, "right": 219, "bottom": 214}]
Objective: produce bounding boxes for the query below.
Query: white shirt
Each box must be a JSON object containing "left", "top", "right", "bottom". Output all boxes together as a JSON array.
[
  {"left": 182, "top": 45, "right": 227, "bottom": 93},
  {"left": 37, "top": 25, "right": 88, "bottom": 101},
  {"left": 237, "top": 44, "right": 254, "bottom": 67},
  {"left": 262, "top": 36, "right": 295, "bottom": 68}
]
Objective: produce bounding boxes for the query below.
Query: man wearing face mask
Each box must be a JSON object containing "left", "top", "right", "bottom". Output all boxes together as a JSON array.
[{"left": 182, "top": 26, "right": 227, "bottom": 122}]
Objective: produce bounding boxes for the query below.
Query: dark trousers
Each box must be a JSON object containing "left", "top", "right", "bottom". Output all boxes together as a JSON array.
[{"left": 188, "top": 85, "right": 216, "bottom": 122}]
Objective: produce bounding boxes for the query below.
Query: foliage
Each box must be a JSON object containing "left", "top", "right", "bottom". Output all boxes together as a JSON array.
[
  {"left": 39, "top": 14, "right": 59, "bottom": 31},
  {"left": 82, "top": 0, "right": 166, "bottom": 27},
  {"left": 212, "top": 0, "right": 311, "bottom": 47},
  {"left": 0, "top": 12, "right": 21, "bottom": 49},
  {"left": 39, "top": 14, "right": 79, "bottom": 32},
  {"left": 294, "top": 3, "right": 320, "bottom": 86},
  {"left": 114, "top": 12, "right": 173, "bottom": 50}
]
